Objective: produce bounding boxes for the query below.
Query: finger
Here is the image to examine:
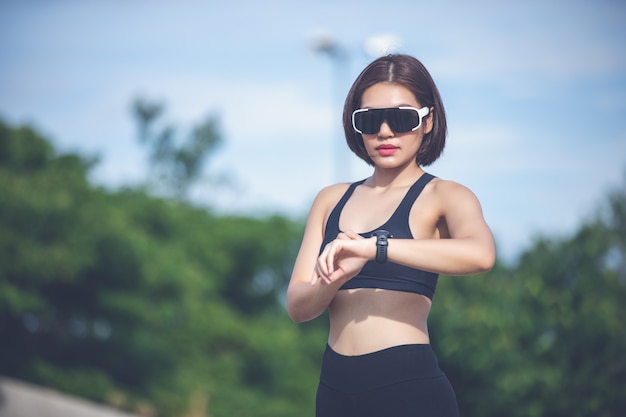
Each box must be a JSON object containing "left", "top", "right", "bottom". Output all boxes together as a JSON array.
[
  {"left": 310, "top": 271, "right": 319, "bottom": 286},
  {"left": 317, "top": 248, "right": 330, "bottom": 278},
  {"left": 316, "top": 252, "right": 335, "bottom": 285},
  {"left": 326, "top": 242, "right": 338, "bottom": 276},
  {"left": 320, "top": 269, "right": 335, "bottom": 285},
  {"left": 328, "top": 269, "right": 343, "bottom": 284}
]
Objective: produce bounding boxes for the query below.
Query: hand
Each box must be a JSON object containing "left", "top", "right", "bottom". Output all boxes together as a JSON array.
[{"left": 311, "top": 231, "right": 374, "bottom": 286}]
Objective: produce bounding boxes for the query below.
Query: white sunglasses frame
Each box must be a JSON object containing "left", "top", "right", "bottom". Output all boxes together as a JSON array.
[{"left": 352, "top": 106, "right": 430, "bottom": 134}]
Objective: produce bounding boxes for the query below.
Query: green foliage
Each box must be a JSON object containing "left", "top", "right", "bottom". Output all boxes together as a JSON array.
[
  {"left": 431, "top": 178, "right": 626, "bottom": 416},
  {"left": 132, "top": 97, "right": 223, "bottom": 199},
  {"left": 1, "top": 117, "right": 624, "bottom": 417},
  {"left": 0, "top": 119, "right": 324, "bottom": 416}
]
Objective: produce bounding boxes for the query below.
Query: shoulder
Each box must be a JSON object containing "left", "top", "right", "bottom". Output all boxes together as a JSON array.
[
  {"left": 425, "top": 176, "right": 494, "bottom": 248},
  {"left": 302, "top": 181, "right": 355, "bottom": 238},
  {"left": 423, "top": 176, "right": 488, "bottom": 233},
  {"left": 310, "top": 182, "right": 353, "bottom": 214},
  {"left": 428, "top": 176, "right": 476, "bottom": 197},
  {"left": 426, "top": 176, "right": 483, "bottom": 209},
  {"left": 315, "top": 182, "right": 353, "bottom": 201}
]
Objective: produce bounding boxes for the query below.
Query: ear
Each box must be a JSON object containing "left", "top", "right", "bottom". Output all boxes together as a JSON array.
[{"left": 423, "top": 107, "right": 434, "bottom": 135}]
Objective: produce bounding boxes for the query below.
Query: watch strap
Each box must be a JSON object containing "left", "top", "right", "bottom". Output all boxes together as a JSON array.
[{"left": 373, "top": 230, "right": 391, "bottom": 264}]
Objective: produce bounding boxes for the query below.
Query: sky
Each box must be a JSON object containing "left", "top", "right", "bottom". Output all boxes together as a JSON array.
[{"left": 1, "top": 0, "right": 625, "bottom": 262}]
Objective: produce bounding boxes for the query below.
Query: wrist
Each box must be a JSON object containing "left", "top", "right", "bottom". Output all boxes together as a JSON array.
[{"left": 367, "top": 236, "right": 377, "bottom": 261}]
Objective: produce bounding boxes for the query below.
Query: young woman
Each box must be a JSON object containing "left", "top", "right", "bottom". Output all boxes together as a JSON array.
[{"left": 287, "top": 54, "right": 496, "bottom": 417}]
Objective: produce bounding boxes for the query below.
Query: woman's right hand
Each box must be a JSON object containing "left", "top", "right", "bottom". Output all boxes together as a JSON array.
[{"left": 312, "top": 231, "right": 373, "bottom": 286}]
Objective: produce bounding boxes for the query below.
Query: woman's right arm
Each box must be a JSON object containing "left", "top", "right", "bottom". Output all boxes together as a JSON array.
[{"left": 286, "top": 185, "right": 348, "bottom": 323}]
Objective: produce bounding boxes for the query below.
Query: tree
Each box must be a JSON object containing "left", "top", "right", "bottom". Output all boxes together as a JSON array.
[
  {"left": 0, "top": 118, "right": 323, "bottom": 417},
  {"left": 430, "top": 175, "right": 626, "bottom": 417},
  {"left": 6, "top": 114, "right": 622, "bottom": 417},
  {"left": 132, "top": 97, "right": 223, "bottom": 199}
]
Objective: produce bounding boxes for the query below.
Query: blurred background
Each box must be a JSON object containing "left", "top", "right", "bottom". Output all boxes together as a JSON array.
[{"left": 1, "top": 1, "right": 625, "bottom": 416}]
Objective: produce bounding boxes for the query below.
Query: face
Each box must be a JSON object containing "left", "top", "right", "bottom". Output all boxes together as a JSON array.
[{"left": 358, "top": 82, "right": 433, "bottom": 169}]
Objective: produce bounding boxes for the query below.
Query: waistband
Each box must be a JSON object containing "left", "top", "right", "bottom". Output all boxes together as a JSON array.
[{"left": 319, "top": 344, "right": 444, "bottom": 393}]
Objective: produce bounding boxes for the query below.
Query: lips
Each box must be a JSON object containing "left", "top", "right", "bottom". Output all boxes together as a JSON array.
[{"left": 376, "top": 144, "right": 398, "bottom": 156}]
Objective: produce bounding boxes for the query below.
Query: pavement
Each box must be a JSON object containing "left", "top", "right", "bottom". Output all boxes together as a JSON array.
[{"left": 0, "top": 377, "right": 141, "bottom": 417}]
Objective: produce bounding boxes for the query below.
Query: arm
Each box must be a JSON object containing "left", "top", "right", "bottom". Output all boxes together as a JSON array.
[
  {"left": 387, "top": 180, "right": 496, "bottom": 275},
  {"left": 286, "top": 185, "right": 352, "bottom": 323},
  {"left": 316, "top": 180, "right": 496, "bottom": 282}
]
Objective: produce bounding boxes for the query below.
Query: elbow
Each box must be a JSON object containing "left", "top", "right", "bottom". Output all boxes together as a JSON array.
[
  {"left": 286, "top": 282, "right": 328, "bottom": 323},
  {"left": 288, "top": 310, "right": 308, "bottom": 323},
  {"left": 286, "top": 303, "right": 304, "bottom": 323},
  {"left": 287, "top": 306, "right": 317, "bottom": 323},
  {"left": 286, "top": 292, "right": 302, "bottom": 323},
  {"left": 475, "top": 245, "right": 496, "bottom": 273},
  {"left": 286, "top": 293, "right": 315, "bottom": 323},
  {"left": 476, "top": 256, "right": 495, "bottom": 274}
]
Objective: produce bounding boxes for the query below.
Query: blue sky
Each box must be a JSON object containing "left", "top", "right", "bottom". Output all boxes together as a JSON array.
[{"left": 1, "top": 0, "right": 625, "bottom": 262}]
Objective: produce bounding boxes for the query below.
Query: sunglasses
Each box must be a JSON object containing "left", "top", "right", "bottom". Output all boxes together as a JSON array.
[{"left": 352, "top": 106, "right": 430, "bottom": 135}]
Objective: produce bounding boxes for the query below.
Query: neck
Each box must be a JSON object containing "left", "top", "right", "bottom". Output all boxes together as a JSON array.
[{"left": 368, "top": 164, "right": 425, "bottom": 188}]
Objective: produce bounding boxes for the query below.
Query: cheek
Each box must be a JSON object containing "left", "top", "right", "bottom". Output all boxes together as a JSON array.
[
  {"left": 405, "top": 136, "right": 426, "bottom": 155},
  {"left": 362, "top": 136, "right": 378, "bottom": 152}
]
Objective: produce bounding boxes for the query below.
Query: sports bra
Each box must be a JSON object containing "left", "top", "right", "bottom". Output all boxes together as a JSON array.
[{"left": 320, "top": 173, "right": 439, "bottom": 299}]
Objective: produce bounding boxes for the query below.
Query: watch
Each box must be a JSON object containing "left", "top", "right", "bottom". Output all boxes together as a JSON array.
[{"left": 373, "top": 230, "right": 391, "bottom": 264}]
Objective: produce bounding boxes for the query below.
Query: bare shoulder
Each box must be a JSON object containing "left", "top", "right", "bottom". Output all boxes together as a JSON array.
[
  {"left": 317, "top": 182, "right": 353, "bottom": 199},
  {"left": 427, "top": 177, "right": 481, "bottom": 205},
  {"left": 426, "top": 176, "right": 490, "bottom": 239},
  {"left": 307, "top": 182, "right": 353, "bottom": 224},
  {"left": 312, "top": 182, "right": 352, "bottom": 209}
]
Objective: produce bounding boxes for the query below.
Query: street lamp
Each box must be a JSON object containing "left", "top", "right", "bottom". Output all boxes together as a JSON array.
[
  {"left": 312, "top": 32, "right": 351, "bottom": 183},
  {"left": 363, "top": 33, "right": 402, "bottom": 58},
  {"left": 312, "top": 31, "right": 403, "bottom": 183}
]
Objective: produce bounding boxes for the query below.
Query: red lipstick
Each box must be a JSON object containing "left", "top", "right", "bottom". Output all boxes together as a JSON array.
[{"left": 377, "top": 144, "right": 398, "bottom": 156}]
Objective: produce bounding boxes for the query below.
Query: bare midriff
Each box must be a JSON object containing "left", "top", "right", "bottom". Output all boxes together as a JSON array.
[{"left": 328, "top": 288, "right": 432, "bottom": 356}]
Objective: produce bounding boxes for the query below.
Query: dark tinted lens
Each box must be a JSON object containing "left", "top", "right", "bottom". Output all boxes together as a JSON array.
[
  {"left": 354, "top": 108, "right": 420, "bottom": 134},
  {"left": 354, "top": 110, "right": 383, "bottom": 134},
  {"left": 386, "top": 108, "right": 420, "bottom": 133}
]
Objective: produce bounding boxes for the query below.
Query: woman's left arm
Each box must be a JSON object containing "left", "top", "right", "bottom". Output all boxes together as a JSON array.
[{"left": 387, "top": 180, "right": 496, "bottom": 275}]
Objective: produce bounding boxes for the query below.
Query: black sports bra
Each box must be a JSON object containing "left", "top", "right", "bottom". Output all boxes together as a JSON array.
[{"left": 320, "top": 173, "right": 439, "bottom": 299}]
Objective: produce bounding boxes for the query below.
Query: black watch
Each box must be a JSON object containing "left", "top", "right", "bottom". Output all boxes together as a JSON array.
[{"left": 373, "top": 230, "right": 391, "bottom": 264}]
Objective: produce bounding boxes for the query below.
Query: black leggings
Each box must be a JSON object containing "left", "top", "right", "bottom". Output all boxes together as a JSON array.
[{"left": 316, "top": 344, "right": 459, "bottom": 417}]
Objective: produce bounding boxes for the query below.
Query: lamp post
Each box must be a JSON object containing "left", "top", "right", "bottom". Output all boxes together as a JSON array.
[
  {"left": 312, "top": 33, "right": 351, "bottom": 183},
  {"left": 312, "top": 32, "right": 403, "bottom": 183}
]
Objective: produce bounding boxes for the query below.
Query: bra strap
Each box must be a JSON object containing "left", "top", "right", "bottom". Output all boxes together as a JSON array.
[
  {"left": 391, "top": 173, "right": 436, "bottom": 221},
  {"left": 324, "top": 179, "right": 366, "bottom": 237}
]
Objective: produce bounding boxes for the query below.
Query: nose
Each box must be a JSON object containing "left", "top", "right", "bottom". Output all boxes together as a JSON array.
[{"left": 377, "top": 120, "right": 395, "bottom": 137}]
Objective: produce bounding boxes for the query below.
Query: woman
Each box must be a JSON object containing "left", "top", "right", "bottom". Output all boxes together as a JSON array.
[{"left": 286, "top": 54, "right": 496, "bottom": 417}]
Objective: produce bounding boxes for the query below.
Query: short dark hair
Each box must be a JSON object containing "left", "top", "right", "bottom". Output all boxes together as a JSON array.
[{"left": 342, "top": 54, "right": 447, "bottom": 167}]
